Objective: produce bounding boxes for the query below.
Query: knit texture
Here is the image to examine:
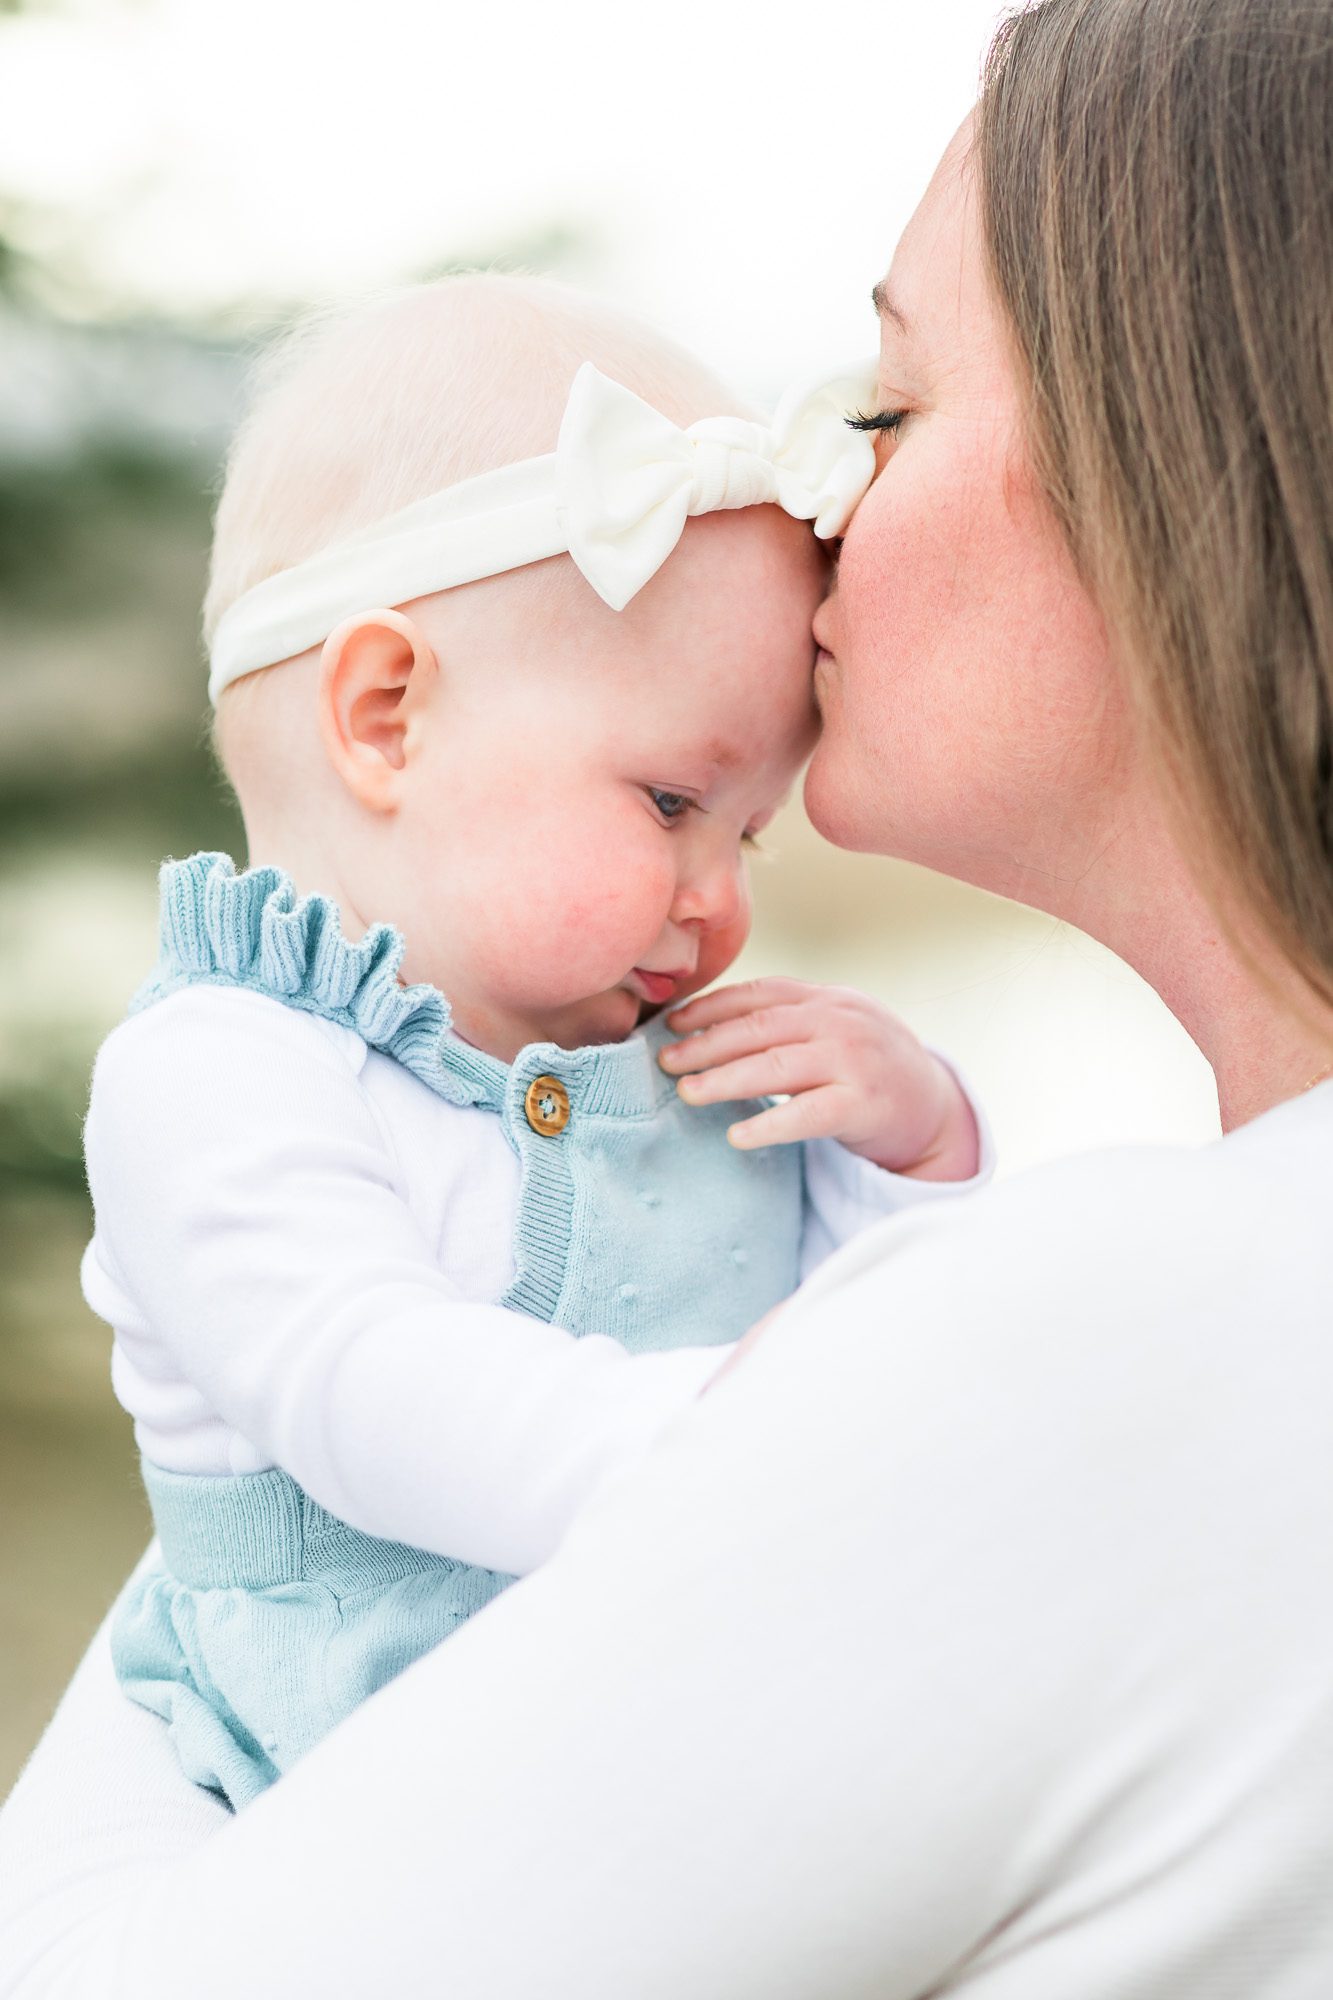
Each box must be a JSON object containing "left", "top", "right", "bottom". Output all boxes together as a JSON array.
[
  {"left": 115, "top": 852, "right": 807, "bottom": 1807},
  {"left": 136, "top": 850, "right": 496, "bottom": 1108},
  {"left": 137, "top": 852, "right": 803, "bottom": 1334}
]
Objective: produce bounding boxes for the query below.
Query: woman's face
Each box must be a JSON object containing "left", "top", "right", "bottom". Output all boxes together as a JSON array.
[{"left": 805, "top": 119, "right": 1127, "bottom": 909}]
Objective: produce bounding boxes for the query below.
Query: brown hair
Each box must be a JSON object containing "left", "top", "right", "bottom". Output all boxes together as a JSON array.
[{"left": 976, "top": 0, "right": 1333, "bottom": 1002}]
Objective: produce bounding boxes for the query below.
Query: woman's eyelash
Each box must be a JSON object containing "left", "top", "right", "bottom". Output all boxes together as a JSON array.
[{"left": 845, "top": 407, "right": 907, "bottom": 435}]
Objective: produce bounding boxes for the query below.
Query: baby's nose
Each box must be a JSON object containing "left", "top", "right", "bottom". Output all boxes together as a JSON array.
[{"left": 675, "top": 858, "right": 744, "bottom": 932}]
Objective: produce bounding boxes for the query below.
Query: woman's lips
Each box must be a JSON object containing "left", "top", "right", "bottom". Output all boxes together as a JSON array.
[
  {"left": 813, "top": 646, "right": 836, "bottom": 709},
  {"left": 629, "top": 968, "right": 683, "bottom": 1005}
]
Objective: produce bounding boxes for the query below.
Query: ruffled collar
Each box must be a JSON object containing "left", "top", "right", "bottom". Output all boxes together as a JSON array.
[{"left": 133, "top": 852, "right": 665, "bottom": 1117}]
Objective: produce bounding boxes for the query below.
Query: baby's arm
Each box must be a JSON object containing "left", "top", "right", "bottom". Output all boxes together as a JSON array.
[
  {"left": 85, "top": 987, "right": 724, "bottom": 1579},
  {"left": 659, "top": 979, "right": 994, "bottom": 1273}
]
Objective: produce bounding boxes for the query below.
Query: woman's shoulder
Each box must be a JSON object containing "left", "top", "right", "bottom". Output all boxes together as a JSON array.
[
  {"left": 1006, "top": 1081, "right": 1329, "bottom": 1298},
  {"left": 789, "top": 1081, "right": 1333, "bottom": 1380}
]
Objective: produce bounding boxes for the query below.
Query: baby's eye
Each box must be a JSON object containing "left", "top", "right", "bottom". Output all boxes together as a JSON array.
[{"left": 648, "top": 788, "right": 694, "bottom": 824}]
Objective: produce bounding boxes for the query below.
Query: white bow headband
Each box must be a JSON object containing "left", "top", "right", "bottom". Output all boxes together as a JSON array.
[{"left": 207, "top": 357, "right": 878, "bottom": 703}]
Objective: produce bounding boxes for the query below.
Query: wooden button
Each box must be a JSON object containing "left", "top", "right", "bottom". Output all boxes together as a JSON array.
[{"left": 524, "top": 1074, "right": 570, "bottom": 1137}]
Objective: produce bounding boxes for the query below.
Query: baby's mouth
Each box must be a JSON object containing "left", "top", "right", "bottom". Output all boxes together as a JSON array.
[{"left": 628, "top": 967, "right": 685, "bottom": 1007}]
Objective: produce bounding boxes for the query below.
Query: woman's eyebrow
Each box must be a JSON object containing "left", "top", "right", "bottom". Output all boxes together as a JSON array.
[{"left": 871, "top": 280, "right": 911, "bottom": 336}]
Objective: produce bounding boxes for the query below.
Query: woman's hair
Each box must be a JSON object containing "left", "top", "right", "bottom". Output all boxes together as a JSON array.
[{"left": 977, "top": 0, "right": 1333, "bottom": 1002}]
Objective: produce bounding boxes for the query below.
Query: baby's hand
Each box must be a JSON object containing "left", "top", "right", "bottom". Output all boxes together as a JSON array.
[{"left": 660, "top": 977, "right": 980, "bottom": 1182}]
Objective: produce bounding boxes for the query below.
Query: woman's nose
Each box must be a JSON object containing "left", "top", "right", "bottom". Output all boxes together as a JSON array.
[{"left": 812, "top": 592, "right": 837, "bottom": 655}]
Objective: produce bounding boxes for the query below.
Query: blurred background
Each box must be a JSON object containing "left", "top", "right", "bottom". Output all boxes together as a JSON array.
[{"left": 0, "top": 0, "right": 1219, "bottom": 1792}]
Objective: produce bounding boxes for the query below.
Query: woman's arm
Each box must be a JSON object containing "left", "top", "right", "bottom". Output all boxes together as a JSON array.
[
  {"left": 9, "top": 1141, "right": 1327, "bottom": 1998},
  {"left": 0, "top": 1548, "right": 227, "bottom": 1996},
  {"left": 3, "top": 1214, "right": 1069, "bottom": 1998}
]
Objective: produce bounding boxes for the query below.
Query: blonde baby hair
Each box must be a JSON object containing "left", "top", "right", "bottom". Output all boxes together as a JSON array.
[{"left": 205, "top": 272, "right": 751, "bottom": 649}]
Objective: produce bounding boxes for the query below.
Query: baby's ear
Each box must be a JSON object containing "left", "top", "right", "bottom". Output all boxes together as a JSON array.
[{"left": 316, "top": 609, "right": 438, "bottom": 811}]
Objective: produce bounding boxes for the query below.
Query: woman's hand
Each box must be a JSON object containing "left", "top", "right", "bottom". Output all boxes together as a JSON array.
[{"left": 660, "top": 977, "right": 980, "bottom": 1182}]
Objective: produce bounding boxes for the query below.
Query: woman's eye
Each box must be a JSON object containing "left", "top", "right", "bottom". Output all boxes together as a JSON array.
[
  {"left": 845, "top": 407, "right": 907, "bottom": 436},
  {"left": 648, "top": 788, "right": 693, "bottom": 823}
]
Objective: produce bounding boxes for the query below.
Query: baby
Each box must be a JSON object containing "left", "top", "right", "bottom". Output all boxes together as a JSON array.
[{"left": 81, "top": 276, "right": 988, "bottom": 1810}]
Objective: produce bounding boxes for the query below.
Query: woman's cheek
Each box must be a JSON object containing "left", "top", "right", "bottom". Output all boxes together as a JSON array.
[{"left": 813, "top": 421, "right": 1122, "bottom": 886}]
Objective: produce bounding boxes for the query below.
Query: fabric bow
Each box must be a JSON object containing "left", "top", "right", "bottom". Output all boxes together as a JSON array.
[
  {"left": 555, "top": 359, "right": 879, "bottom": 611},
  {"left": 206, "top": 356, "right": 882, "bottom": 699}
]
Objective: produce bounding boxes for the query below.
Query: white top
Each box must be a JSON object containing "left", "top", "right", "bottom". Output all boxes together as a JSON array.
[
  {"left": 79, "top": 983, "right": 988, "bottom": 1577},
  {"left": 3, "top": 1079, "right": 1332, "bottom": 1998}
]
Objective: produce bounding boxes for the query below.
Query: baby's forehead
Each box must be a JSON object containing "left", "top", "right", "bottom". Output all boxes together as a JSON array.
[
  {"left": 206, "top": 274, "right": 758, "bottom": 653},
  {"left": 267, "top": 280, "right": 756, "bottom": 492}
]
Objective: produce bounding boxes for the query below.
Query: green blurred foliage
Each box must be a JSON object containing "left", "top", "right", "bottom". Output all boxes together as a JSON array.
[{"left": 0, "top": 444, "right": 243, "bottom": 1198}]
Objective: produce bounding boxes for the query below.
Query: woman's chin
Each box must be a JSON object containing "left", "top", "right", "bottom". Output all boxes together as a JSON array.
[{"left": 803, "top": 741, "right": 881, "bottom": 855}]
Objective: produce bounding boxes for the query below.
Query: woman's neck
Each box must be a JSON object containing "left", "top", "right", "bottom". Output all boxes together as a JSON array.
[
  {"left": 1150, "top": 916, "right": 1332, "bottom": 1131},
  {"left": 1057, "top": 817, "right": 1333, "bottom": 1132}
]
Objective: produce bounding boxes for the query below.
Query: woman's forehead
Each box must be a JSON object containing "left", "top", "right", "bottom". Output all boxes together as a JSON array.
[{"left": 878, "top": 122, "right": 991, "bottom": 365}]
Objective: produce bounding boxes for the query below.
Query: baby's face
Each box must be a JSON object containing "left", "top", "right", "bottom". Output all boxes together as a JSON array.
[{"left": 391, "top": 507, "right": 825, "bottom": 1059}]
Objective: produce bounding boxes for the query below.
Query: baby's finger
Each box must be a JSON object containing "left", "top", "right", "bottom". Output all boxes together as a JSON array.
[
  {"left": 659, "top": 1002, "right": 818, "bottom": 1077},
  {"left": 674, "top": 1041, "right": 831, "bottom": 1108},
  {"left": 666, "top": 977, "right": 813, "bottom": 1034},
  {"left": 727, "top": 1086, "right": 854, "bottom": 1151}
]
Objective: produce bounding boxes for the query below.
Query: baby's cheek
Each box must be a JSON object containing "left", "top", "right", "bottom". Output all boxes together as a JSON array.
[
  {"left": 557, "top": 851, "right": 678, "bottom": 982},
  {"left": 468, "top": 810, "right": 676, "bottom": 1004}
]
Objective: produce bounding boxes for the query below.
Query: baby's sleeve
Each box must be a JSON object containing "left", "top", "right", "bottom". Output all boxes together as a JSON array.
[
  {"left": 83, "top": 987, "right": 724, "bottom": 1577},
  {"left": 798, "top": 1052, "right": 995, "bottom": 1279}
]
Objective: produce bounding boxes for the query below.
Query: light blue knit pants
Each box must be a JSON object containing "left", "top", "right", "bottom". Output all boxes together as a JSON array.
[{"left": 113, "top": 1462, "right": 512, "bottom": 1810}]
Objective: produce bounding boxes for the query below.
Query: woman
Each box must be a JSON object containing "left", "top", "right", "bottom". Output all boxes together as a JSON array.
[{"left": 3, "top": 0, "right": 1332, "bottom": 1991}]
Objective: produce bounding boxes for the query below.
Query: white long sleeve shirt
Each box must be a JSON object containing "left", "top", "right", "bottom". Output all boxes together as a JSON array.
[
  {"left": 79, "top": 983, "right": 991, "bottom": 1577},
  {"left": 3, "top": 1080, "right": 1332, "bottom": 1997}
]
